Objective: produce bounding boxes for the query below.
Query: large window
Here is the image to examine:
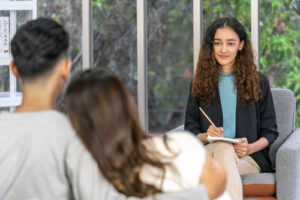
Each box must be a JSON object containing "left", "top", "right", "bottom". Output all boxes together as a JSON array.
[
  {"left": 92, "top": 0, "right": 137, "bottom": 99},
  {"left": 147, "top": 0, "right": 193, "bottom": 133},
  {"left": 260, "top": 0, "right": 300, "bottom": 127}
]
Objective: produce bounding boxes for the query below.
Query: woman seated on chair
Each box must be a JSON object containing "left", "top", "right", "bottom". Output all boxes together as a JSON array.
[
  {"left": 184, "top": 17, "right": 279, "bottom": 200},
  {"left": 65, "top": 69, "right": 230, "bottom": 200}
]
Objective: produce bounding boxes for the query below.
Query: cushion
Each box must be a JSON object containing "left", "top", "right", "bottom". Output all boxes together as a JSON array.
[
  {"left": 242, "top": 173, "right": 276, "bottom": 197},
  {"left": 243, "top": 196, "right": 276, "bottom": 200}
]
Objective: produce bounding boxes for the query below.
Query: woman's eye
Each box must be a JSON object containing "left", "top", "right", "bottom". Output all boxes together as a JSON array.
[
  {"left": 214, "top": 42, "right": 220, "bottom": 45},
  {"left": 228, "top": 43, "right": 235, "bottom": 46}
]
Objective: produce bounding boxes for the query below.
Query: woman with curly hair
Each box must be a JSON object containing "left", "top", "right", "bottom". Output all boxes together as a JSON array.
[{"left": 184, "top": 17, "right": 278, "bottom": 200}]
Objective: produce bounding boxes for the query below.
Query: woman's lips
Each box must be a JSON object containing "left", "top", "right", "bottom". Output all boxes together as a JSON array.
[{"left": 219, "top": 55, "right": 229, "bottom": 59}]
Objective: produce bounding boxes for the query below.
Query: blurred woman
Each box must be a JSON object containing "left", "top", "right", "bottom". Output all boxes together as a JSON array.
[{"left": 65, "top": 69, "right": 229, "bottom": 200}]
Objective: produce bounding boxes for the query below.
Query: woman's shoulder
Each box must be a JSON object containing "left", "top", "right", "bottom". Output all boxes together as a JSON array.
[
  {"left": 147, "top": 131, "right": 205, "bottom": 158},
  {"left": 257, "top": 71, "right": 269, "bottom": 86},
  {"left": 256, "top": 71, "right": 271, "bottom": 95}
]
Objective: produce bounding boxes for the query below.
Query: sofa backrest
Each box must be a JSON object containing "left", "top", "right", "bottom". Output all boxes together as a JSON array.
[{"left": 269, "top": 88, "right": 296, "bottom": 168}]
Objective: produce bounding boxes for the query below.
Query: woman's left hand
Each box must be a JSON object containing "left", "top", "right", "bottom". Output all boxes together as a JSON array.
[{"left": 233, "top": 137, "right": 249, "bottom": 158}]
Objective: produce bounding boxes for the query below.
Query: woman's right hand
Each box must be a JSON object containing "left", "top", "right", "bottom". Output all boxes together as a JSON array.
[
  {"left": 206, "top": 125, "right": 223, "bottom": 137},
  {"left": 200, "top": 154, "right": 227, "bottom": 200},
  {"left": 196, "top": 126, "right": 223, "bottom": 144}
]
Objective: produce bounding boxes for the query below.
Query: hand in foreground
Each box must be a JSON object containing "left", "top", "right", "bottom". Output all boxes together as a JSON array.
[
  {"left": 200, "top": 154, "right": 227, "bottom": 200},
  {"left": 234, "top": 137, "right": 249, "bottom": 158},
  {"left": 206, "top": 125, "right": 223, "bottom": 137}
]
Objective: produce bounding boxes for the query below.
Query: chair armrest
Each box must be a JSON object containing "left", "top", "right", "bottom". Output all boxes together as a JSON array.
[{"left": 276, "top": 128, "right": 300, "bottom": 200}]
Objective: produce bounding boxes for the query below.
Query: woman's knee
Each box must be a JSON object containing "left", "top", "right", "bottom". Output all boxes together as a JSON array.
[{"left": 210, "top": 142, "right": 236, "bottom": 157}]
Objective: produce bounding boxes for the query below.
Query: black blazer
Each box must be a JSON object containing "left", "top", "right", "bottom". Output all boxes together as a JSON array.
[{"left": 184, "top": 72, "right": 278, "bottom": 172}]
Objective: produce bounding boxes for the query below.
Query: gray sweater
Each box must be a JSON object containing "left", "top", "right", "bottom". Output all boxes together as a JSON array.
[{"left": 0, "top": 110, "right": 208, "bottom": 200}]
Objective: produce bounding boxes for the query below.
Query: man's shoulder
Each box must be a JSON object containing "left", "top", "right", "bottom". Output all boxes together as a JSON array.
[
  {"left": 39, "top": 110, "right": 76, "bottom": 138},
  {"left": 0, "top": 110, "right": 76, "bottom": 138}
]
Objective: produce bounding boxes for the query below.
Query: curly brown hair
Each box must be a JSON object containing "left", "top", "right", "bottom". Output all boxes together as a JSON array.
[{"left": 192, "top": 17, "right": 262, "bottom": 107}]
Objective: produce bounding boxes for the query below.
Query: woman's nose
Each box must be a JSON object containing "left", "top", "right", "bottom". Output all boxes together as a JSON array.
[{"left": 221, "top": 44, "right": 228, "bottom": 53}]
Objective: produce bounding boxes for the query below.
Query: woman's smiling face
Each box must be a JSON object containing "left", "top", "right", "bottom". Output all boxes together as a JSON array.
[{"left": 213, "top": 26, "right": 244, "bottom": 72}]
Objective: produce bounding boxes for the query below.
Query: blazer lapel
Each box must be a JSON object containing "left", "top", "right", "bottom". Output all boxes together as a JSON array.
[{"left": 213, "top": 89, "right": 223, "bottom": 127}]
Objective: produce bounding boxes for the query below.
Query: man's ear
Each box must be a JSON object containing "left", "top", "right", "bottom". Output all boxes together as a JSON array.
[
  {"left": 239, "top": 40, "right": 245, "bottom": 51},
  {"left": 10, "top": 61, "right": 20, "bottom": 78},
  {"left": 60, "top": 59, "right": 72, "bottom": 81}
]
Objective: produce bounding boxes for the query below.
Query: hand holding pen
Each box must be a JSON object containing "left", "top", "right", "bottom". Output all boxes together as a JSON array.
[
  {"left": 199, "top": 107, "right": 223, "bottom": 137},
  {"left": 207, "top": 125, "right": 223, "bottom": 137}
]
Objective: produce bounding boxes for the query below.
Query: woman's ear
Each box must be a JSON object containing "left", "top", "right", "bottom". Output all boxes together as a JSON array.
[
  {"left": 239, "top": 40, "right": 245, "bottom": 51},
  {"left": 10, "top": 61, "right": 20, "bottom": 78}
]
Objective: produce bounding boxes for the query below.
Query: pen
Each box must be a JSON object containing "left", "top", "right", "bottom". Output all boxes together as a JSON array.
[{"left": 199, "top": 107, "right": 216, "bottom": 127}]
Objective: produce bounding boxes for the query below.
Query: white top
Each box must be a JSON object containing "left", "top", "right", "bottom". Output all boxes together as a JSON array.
[
  {"left": 140, "top": 131, "right": 231, "bottom": 200},
  {"left": 140, "top": 132, "right": 205, "bottom": 192}
]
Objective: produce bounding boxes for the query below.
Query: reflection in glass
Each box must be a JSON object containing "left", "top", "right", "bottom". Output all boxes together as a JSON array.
[
  {"left": 92, "top": 0, "right": 137, "bottom": 99},
  {"left": 147, "top": 0, "right": 193, "bottom": 133}
]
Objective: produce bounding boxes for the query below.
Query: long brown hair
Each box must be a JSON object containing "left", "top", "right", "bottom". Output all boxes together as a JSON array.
[
  {"left": 65, "top": 69, "right": 172, "bottom": 197},
  {"left": 192, "top": 17, "right": 262, "bottom": 107}
]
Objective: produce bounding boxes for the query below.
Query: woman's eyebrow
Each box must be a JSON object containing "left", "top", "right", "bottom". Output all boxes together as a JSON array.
[{"left": 213, "top": 38, "right": 236, "bottom": 41}]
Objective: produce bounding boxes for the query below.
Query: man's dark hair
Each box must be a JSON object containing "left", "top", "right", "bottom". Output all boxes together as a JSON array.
[{"left": 11, "top": 17, "right": 69, "bottom": 80}]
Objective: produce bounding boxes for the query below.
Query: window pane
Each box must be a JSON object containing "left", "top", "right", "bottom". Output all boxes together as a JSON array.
[
  {"left": 17, "top": 10, "right": 33, "bottom": 27},
  {"left": 260, "top": 0, "right": 300, "bottom": 127},
  {"left": 0, "top": 66, "right": 9, "bottom": 93},
  {"left": 92, "top": 0, "right": 137, "bottom": 99},
  {"left": 203, "top": 0, "right": 251, "bottom": 34},
  {"left": 39, "top": 0, "right": 82, "bottom": 73},
  {"left": 147, "top": 0, "right": 193, "bottom": 133}
]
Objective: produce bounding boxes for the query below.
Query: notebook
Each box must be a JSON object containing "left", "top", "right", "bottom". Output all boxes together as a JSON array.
[{"left": 207, "top": 135, "right": 242, "bottom": 144}]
